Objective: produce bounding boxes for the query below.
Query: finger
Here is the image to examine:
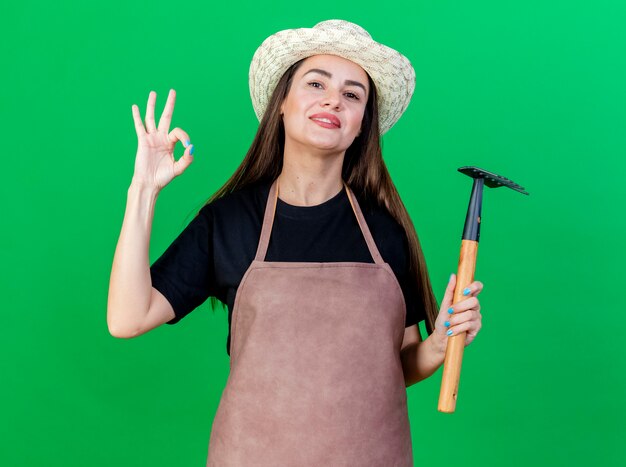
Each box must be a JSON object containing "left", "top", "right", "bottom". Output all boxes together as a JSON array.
[
  {"left": 448, "top": 296, "right": 479, "bottom": 314},
  {"left": 440, "top": 274, "right": 456, "bottom": 311},
  {"left": 173, "top": 144, "right": 194, "bottom": 177},
  {"left": 131, "top": 104, "right": 147, "bottom": 138},
  {"left": 145, "top": 90, "right": 157, "bottom": 133},
  {"left": 446, "top": 317, "right": 482, "bottom": 339},
  {"left": 447, "top": 307, "right": 481, "bottom": 328},
  {"left": 157, "top": 89, "right": 176, "bottom": 134},
  {"left": 461, "top": 280, "right": 484, "bottom": 297},
  {"left": 167, "top": 127, "right": 192, "bottom": 148}
]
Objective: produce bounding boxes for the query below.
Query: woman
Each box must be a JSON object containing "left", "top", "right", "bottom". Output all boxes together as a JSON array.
[{"left": 108, "top": 20, "right": 483, "bottom": 466}]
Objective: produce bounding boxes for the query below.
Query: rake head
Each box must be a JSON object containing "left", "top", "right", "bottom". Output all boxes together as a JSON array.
[{"left": 458, "top": 166, "right": 529, "bottom": 195}]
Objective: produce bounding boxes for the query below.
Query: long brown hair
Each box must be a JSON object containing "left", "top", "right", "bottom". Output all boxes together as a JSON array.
[{"left": 204, "top": 58, "right": 438, "bottom": 335}]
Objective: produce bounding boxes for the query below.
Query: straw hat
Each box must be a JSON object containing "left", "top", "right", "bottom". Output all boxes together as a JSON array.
[{"left": 249, "top": 19, "right": 416, "bottom": 135}]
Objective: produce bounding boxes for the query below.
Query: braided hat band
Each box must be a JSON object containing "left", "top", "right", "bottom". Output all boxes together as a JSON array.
[{"left": 249, "top": 20, "right": 416, "bottom": 135}]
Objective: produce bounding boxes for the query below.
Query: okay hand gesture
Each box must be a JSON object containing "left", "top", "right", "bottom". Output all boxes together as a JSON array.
[{"left": 130, "top": 89, "right": 194, "bottom": 191}]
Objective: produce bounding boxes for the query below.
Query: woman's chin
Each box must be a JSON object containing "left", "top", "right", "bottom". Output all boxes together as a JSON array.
[
  {"left": 305, "top": 136, "right": 353, "bottom": 154},
  {"left": 284, "top": 133, "right": 354, "bottom": 156}
]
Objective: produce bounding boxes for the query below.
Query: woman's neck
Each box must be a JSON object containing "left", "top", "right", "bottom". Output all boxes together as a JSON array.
[{"left": 278, "top": 146, "right": 345, "bottom": 207}]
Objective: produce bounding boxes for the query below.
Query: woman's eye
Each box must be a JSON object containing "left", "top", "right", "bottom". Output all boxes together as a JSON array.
[
  {"left": 344, "top": 92, "right": 360, "bottom": 100},
  {"left": 308, "top": 81, "right": 323, "bottom": 88}
]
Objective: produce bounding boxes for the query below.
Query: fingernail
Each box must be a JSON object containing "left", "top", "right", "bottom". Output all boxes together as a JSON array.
[
  {"left": 449, "top": 274, "right": 454, "bottom": 282},
  {"left": 184, "top": 139, "right": 190, "bottom": 147},
  {"left": 444, "top": 321, "right": 450, "bottom": 327},
  {"left": 463, "top": 288, "right": 471, "bottom": 296},
  {"left": 446, "top": 329, "right": 453, "bottom": 336},
  {"left": 189, "top": 144, "right": 194, "bottom": 155},
  {"left": 447, "top": 307, "right": 454, "bottom": 314}
]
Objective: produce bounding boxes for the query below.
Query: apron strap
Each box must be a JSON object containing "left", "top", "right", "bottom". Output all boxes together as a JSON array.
[
  {"left": 343, "top": 182, "right": 384, "bottom": 264},
  {"left": 255, "top": 179, "right": 279, "bottom": 261},
  {"left": 255, "top": 178, "right": 384, "bottom": 264}
]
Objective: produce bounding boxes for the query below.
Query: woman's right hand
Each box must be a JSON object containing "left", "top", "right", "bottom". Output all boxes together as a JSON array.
[{"left": 130, "top": 89, "right": 194, "bottom": 191}]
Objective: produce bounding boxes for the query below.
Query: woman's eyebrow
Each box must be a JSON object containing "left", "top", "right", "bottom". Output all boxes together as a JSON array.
[{"left": 303, "top": 68, "right": 367, "bottom": 94}]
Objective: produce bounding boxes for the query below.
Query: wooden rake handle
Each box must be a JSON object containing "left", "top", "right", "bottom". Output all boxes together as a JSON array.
[{"left": 438, "top": 239, "right": 478, "bottom": 413}]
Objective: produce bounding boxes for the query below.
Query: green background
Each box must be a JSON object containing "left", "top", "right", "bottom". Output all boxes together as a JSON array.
[{"left": 1, "top": 0, "right": 624, "bottom": 465}]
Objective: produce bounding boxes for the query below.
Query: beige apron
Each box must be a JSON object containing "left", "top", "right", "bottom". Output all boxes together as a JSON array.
[{"left": 207, "top": 178, "right": 412, "bottom": 466}]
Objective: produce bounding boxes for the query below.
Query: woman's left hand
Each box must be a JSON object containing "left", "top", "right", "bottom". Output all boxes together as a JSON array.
[{"left": 433, "top": 274, "right": 483, "bottom": 350}]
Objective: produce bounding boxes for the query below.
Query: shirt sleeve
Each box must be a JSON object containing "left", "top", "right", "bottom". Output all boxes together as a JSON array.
[
  {"left": 149, "top": 204, "right": 217, "bottom": 324},
  {"left": 398, "top": 267, "right": 426, "bottom": 327},
  {"left": 398, "top": 232, "right": 427, "bottom": 328}
]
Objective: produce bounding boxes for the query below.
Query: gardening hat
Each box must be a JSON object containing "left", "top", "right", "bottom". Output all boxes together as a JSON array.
[{"left": 249, "top": 19, "right": 416, "bottom": 135}]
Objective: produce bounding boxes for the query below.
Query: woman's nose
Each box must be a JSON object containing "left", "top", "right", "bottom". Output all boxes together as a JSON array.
[{"left": 321, "top": 89, "right": 342, "bottom": 109}]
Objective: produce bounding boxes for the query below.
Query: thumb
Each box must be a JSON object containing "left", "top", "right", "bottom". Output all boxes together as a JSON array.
[
  {"left": 173, "top": 144, "right": 194, "bottom": 177},
  {"left": 441, "top": 273, "right": 457, "bottom": 311}
]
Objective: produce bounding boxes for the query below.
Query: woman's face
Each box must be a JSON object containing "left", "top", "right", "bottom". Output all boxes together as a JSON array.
[{"left": 280, "top": 54, "right": 369, "bottom": 156}]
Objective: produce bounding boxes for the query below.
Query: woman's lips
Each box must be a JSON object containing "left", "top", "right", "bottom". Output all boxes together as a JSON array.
[{"left": 309, "top": 113, "right": 341, "bottom": 129}]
